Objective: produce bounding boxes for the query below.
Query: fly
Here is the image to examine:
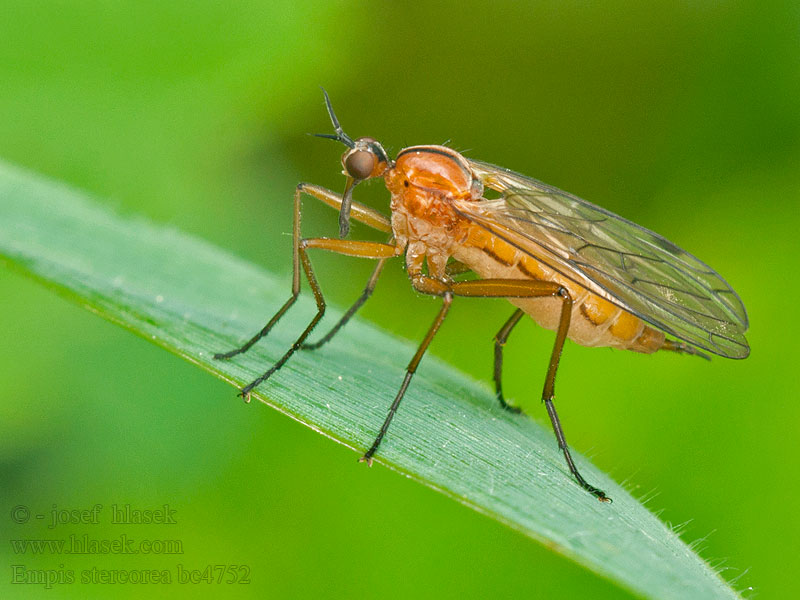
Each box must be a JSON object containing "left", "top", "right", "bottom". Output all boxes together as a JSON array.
[{"left": 214, "top": 90, "right": 749, "bottom": 502}]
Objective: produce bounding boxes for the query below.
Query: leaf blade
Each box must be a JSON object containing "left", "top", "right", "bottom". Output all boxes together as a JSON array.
[{"left": 0, "top": 160, "right": 741, "bottom": 600}]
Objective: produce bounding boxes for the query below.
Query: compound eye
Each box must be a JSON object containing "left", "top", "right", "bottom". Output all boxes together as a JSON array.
[{"left": 344, "top": 149, "right": 377, "bottom": 180}]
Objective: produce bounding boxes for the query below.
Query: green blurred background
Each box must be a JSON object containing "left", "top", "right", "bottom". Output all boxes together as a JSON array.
[{"left": 1, "top": 1, "right": 798, "bottom": 598}]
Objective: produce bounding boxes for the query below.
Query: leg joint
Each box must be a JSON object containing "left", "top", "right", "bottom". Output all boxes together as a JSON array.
[
  {"left": 411, "top": 273, "right": 451, "bottom": 296},
  {"left": 556, "top": 286, "right": 573, "bottom": 310}
]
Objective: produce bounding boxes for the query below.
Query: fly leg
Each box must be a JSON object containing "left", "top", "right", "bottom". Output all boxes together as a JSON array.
[
  {"left": 493, "top": 308, "right": 525, "bottom": 413},
  {"left": 540, "top": 287, "right": 610, "bottom": 502},
  {"left": 214, "top": 183, "right": 395, "bottom": 400},
  {"left": 302, "top": 255, "right": 389, "bottom": 351},
  {"left": 305, "top": 255, "right": 474, "bottom": 351},
  {"left": 365, "top": 274, "right": 610, "bottom": 502},
  {"left": 361, "top": 292, "right": 453, "bottom": 464}
]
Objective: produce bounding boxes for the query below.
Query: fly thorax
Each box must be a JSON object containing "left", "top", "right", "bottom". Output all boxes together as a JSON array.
[{"left": 386, "top": 145, "right": 481, "bottom": 274}]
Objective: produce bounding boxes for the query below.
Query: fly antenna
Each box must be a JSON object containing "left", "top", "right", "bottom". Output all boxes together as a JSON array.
[{"left": 311, "top": 88, "right": 355, "bottom": 149}]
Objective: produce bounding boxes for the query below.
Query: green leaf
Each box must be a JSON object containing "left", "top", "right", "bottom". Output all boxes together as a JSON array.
[{"left": 0, "top": 159, "right": 740, "bottom": 600}]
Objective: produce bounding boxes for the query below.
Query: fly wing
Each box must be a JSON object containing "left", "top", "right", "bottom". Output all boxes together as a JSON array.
[{"left": 456, "top": 159, "right": 749, "bottom": 358}]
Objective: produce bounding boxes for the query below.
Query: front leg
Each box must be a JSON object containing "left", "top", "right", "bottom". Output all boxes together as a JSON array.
[
  {"left": 214, "top": 183, "right": 392, "bottom": 361},
  {"left": 234, "top": 237, "right": 396, "bottom": 401},
  {"left": 214, "top": 182, "right": 396, "bottom": 400}
]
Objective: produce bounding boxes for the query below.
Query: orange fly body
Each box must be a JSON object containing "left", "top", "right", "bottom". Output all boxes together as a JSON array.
[{"left": 215, "top": 90, "right": 749, "bottom": 502}]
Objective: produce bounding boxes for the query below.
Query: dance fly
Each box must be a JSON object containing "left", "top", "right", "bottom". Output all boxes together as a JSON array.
[{"left": 215, "top": 90, "right": 749, "bottom": 502}]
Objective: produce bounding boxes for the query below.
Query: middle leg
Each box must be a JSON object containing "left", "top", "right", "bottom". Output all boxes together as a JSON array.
[
  {"left": 493, "top": 308, "right": 525, "bottom": 413},
  {"left": 302, "top": 255, "right": 389, "bottom": 351},
  {"left": 239, "top": 237, "right": 396, "bottom": 400},
  {"left": 408, "top": 275, "right": 611, "bottom": 502}
]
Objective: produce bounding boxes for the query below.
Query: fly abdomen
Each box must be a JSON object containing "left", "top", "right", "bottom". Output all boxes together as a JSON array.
[{"left": 456, "top": 223, "right": 665, "bottom": 353}]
